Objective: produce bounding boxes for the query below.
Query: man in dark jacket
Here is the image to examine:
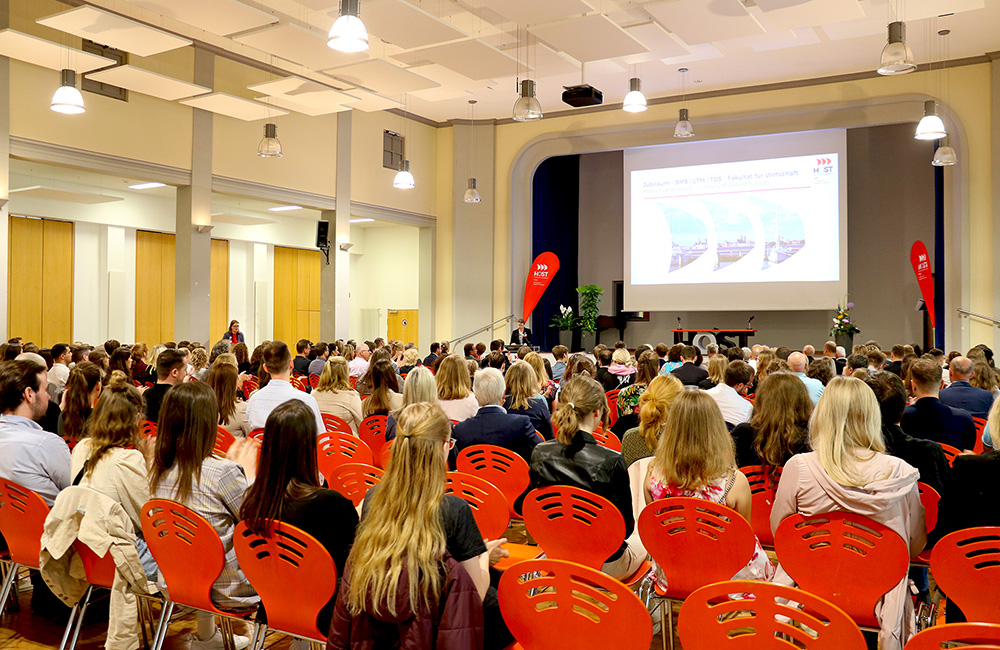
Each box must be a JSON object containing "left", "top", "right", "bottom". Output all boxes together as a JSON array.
[
  {"left": 939, "top": 356, "right": 995, "bottom": 419},
  {"left": 423, "top": 342, "right": 440, "bottom": 368},
  {"left": 901, "top": 358, "right": 977, "bottom": 451},
  {"left": 453, "top": 368, "right": 542, "bottom": 463},
  {"left": 671, "top": 345, "right": 709, "bottom": 386}
]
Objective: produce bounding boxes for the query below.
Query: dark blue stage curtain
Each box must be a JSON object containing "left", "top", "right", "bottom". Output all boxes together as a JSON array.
[{"left": 531, "top": 155, "right": 580, "bottom": 353}]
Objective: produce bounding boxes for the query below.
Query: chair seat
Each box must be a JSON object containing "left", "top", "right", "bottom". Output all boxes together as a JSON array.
[
  {"left": 622, "top": 559, "right": 651, "bottom": 587},
  {"left": 494, "top": 543, "right": 541, "bottom": 571}
]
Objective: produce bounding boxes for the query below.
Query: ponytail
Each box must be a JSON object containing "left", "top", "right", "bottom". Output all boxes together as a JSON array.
[
  {"left": 82, "top": 370, "right": 143, "bottom": 476},
  {"left": 552, "top": 376, "right": 606, "bottom": 445},
  {"left": 62, "top": 361, "right": 103, "bottom": 443}
]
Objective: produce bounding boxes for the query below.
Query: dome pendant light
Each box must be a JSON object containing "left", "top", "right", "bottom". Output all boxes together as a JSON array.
[
  {"left": 914, "top": 100, "right": 946, "bottom": 140},
  {"left": 877, "top": 21, "right": 916, "bottom": 75},
  {"left": 50, "top": 69, "right": 85, "bottom": 114},
  {"left": 931, "top": 139, "right": 957, "bottom": 166},
  {"left": 393, "top": 160, "right": 414, "bottom": 189},
  {"left": 463, "top": 178, "right": 481, "bottom": 203},
  {"left": 328, "top": 0, "right": 369, "bottom": 53},
  {"left": 674, "top": 108, "right": 695, "bottom": 138},
  {"left": 512, "top": 79, "right": 542, "bottom": 122},
  {"left": 464, "top": 99, "right": 481, "bottom": 204},
  {"left": 622, "top": 77, "right": 647, "bottom": 113},
  {"left": 257, "top": 123, "right": 282, "bottom": 158}
]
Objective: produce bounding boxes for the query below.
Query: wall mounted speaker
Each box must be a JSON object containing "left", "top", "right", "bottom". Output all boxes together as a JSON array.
[{"left": 316, "top": 220, "right": 330, "bottom": 248}]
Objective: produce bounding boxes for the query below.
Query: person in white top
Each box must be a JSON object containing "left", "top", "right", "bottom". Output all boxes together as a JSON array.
[
  {"left": 705, "top": 360, "right": 754, "bottom": 427},
  {"left": 348, "top": 343, "right": 371, "bottom": 378},
  {"left": 246, "top": 341, "right": 325, "bottom": 433},
  {"left": 435, "top": 354, "right": 479, "bottom": 422},
  {"left": 47, "top": 343, "right": 72, "bottom": 390}
]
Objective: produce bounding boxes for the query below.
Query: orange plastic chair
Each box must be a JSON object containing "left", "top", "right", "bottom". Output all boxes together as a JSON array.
[
  {"left": 290, "top": 376, "right": 307, "bottom": 393},
  {"left": 638, "top": 497, "right": 757, "bottom": 650},
  {"left": 0, "top": 481, "right": 49, "bottom": 614},
  {"left": 215, "top": 426, "right": 236, "bottom": 456},
  {"left": 234, "top": 521, "right": 337, "bottom": 643},
  {"left": 915, "top": 482, "right": 940, "bottom": 563},
  {"left": 308, "top": 374, "right": 321, "bottom": 390},
  {"left": 327, "top": 463, "right": 384, "bottom": 506},
  {"left": 62, "top": 543, "right": 124, "bottom": 650},
  {"left": 242, "top": 377, "right": 258, "bottom": 401},
  {"left": 605, "top": 390, "right": 620, "bottom": 427},
  {"left": 456, "top": 444, "right": 530, "bottom": 519},
  {"left": 317, "top": 432, "right": 374, "bottom": 482},
  {"left": 903, "top": 623, "right": 1000, "bottom": 650},
  {"left": 249, "top": 428, "right": 265, "bottom": 441},
  {"left": 679, "top": 580, "right": 867, "bottom": 650},
  {"left": 348, "top": 376, "right": 358, "bottom": 389},
  {"left": 140, "top": 420, "right": 157, "bottom": 438},
  {"left": 498, "top": 558, "right": 653, "bottom": 650},
  {"left": 591, "top": 426, "right": 622, "bottom": 452},
  {"left": 972, "top": 416, "right": 987, "bottom": 455},
  {"left": 930, "top": 527, "right": 1000, "bottom": 623},
  {"left": 140, "top": 499, "right": 257, "bottom": 650},
  {"left": 740, "top": 465, "right": 781, "bottom": 547},
  {"left": 358, "top": 416, "right": 389, "bottom": 467},
  {"left": 522, "top": 486, "right": 624, "bottom": 569},
  {"left": 939, "top": 442, "right": 961, "bottom": 466},
  {"left": 321, "top": 413, "right": 353, "bottom": 434},
  {"left": 445, "top": 472, "right": 510, "bottom": 540},
  {"left": 773, "top": 512, "right": 909, "bottom": 629},
  {"left": 380, "top": 439, "right": 395, "bottom": 468}
]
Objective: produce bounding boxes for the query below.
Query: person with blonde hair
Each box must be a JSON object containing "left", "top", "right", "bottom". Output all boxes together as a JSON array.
[
  {"left": 644, "top": 390, "right": 774, "bottom": 586},
  {"left": 435, "top": 354, "right": 479, "bottom": 422},
  {"left": 528, "top": 376, "right": 643, "bottom": 580},
  {"left": 699, "top": 354, "right": 728, "bottom": 390},
  {"left": 605, "top": 347, "right": 636, "bottom": 390},
  {"left": 620, "top": 374, "right": 683, "bottom": 467},
  {"left": 503, "top": 361, "right": 552, "bottom": 440},
  {"left": 311, "top": 356, "right": 363, "bottom": 432},
  {"left": 770, "top": 376, "right": 925, "bottom": 650},
  {"left": 523, "top": 352, "right": 557, "bottom": 405},
  {"left": 399, "top": 348, "right": 421, "bottom": 376},
  {"left": 385, "top": 366, "right": 438, "bottom": 441},
  {"left": 730, "top": 371, "right": 811, "bottom": 482},
  {"left": 330, "top": 402, "right": 510, "bottom": 650}
]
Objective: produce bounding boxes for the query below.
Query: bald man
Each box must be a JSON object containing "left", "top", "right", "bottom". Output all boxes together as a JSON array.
[
  {"left": 789, "top": 351, "right": 824, "bottom": 404},
  {"left": 939, "top": 355, "right": 995, "bottom": 418}
]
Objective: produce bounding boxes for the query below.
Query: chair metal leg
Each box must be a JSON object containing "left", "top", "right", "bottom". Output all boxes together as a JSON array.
[
  {"left": 250, "top": 623, "right": 267, "bottom": 650},
  {"left": 58, "top": 602, "right": 82, "bottom": 650},
  {"left": 666, "top": 599, "right": 675, "bottom": 650},
  {"left": 151, "top": 600, "right": 174, "bottom": 650},
  {"left": 137, "top": 597, "right": 150, "bottom": 650},
  {"left": 66, "top": 585, "right": 95, "bottom": 650},
  {"left": 0, "top": 562, "right": 19, "bottom": 614},
  {"left": 219, "top": 616, "right": 235, "bottom": 650}
]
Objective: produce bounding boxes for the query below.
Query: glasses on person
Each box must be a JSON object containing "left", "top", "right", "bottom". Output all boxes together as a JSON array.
[{"left": 446, "top": 438, "right": 456, "bottom": 449}]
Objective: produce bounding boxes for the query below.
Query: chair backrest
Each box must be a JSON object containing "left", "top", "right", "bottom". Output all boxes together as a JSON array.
[
  {"left": 773, "top": 512, "right": 909, "bottom": 628},
  {"left": 938, "top": 442, "right": 961, "bottom": 466},
  {"left": 327, "top": 463, "right": 385, "bottom": 506},
  {"left": 445, "top": 472, "right": 510, "bottom": 540},
  {"left": 0, "top": 480, "right": 49, "bottom": 567},
  {"left": 679, "top": 580, "right": 866, "bottom": 650},
  {"left": 917, "top": 482, "right": 940, "bottom": 533},
  {"left": 972, "top": 416, "right": 987, "bottom": 454},
  {"left": 140, "top": 420, "right": 157, "bottom": 438},
  {"left": 522, "top": 486, "right": 625, "bottom": 569},
  {"left": 234, "top": 521, "right": 337, "bottom": 641},
  {"left": 290, "top": 376, "right": 307, "bottom": 392},
  {"left": 740, "top": 465, "right": 781, "bottom": 546},
  {"left": 321, "top": 413, "right": 353, "bottom": 434},
  {"left": 242, "top": 377, "right": 258, "bottom": 400},
  {"left": 380, "top": 439, "right": 395, "bottom": 468},
  {"left": 930, "top": 527, "right": 1000, "bottom": 624},
  {"left": 140, "top": 499, "right": 229, "bottom": 615},
  {"left": 317, "top": 432, "right": 374, "bottom": 483},
  {"left": 605, "top": 391, "right": 620, "bottom": 427},
  {"left": 215, "top": 426, "right": 236, "bottom": 456},
  {"left": 249, "top": 428, "right": 265, "bottom": 441},
  {"left": 74, "top": 541, "right": 118, "bottom": 589},
  {"left": 903, "top": 623, "right": 1000, "bottom": 650},
  {"left": 308, "top": 374, "right": 321, "bottom": 390},
  {"left": 358, "top": 416, "right": 389, "bottom": 467},
  {"left": 348, "top": 376, "right": 357, "bottom": 389},
  {"left": 637, "top": 497, "right": 755, "bottom": 599},
  {"left": 591, "top": 426, "right": 622, "bottom": 452},
  {"left": 498, "top": 558, "right": 652, "bottom": 650},
  {"left": 456, "top": 444, "right": 530, "bottom": 518}
]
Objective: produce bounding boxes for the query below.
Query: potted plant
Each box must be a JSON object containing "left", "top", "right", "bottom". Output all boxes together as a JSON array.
[
  {"left": 575, "top": 284, "right": 604, "bottom": 350},
  {"left": 550, "top": 304, "right": 575, "bottom": 350},
  {"left": 831, "top": 297, "right": 860, "bottom": 350}
]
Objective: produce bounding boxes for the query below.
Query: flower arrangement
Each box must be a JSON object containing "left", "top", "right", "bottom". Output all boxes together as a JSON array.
[
  {"left": 550, "top": 304, "right": 575, "bottom": 331},
  {"left": 831, "top": 298, "right": 860, "bottom": 337}
]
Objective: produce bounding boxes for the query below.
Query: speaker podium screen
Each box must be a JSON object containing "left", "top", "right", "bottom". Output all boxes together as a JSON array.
[{"left": 624, "top": 130, "right": 848, "bottom": 312}]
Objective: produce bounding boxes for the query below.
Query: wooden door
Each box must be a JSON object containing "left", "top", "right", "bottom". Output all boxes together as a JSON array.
[
  {"left": 8, "top": 216, "right": 73, "bottom": 346},
  {"left": 135, "top": 231, "right": 175, "bottom": 345},
  {"left": 387, "top": 310, "right": 418, "bottom": 344},
  {"left": 273, "top": 246, "right": 321, "bottom": 345},
  {"left": 210, "top": 239, "right": 230, "bottom": 342}
]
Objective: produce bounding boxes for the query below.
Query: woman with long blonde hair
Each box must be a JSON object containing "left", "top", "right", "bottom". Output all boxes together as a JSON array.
[
  {"left": 330, "top": 402, "right": 509, "bottom": 649},
  {"left": 435, "top": 354, "right": 479, "bottom": 422},
  {"left": 503, "top": 361, "right": 552, "bottom": 440},
  {"left": 750, "top": 349, "right": 775, "bottom": 392},
  {"left": 312, "top": 356, "right": 363, "bottom": 433},
  {"left": 620, "top": 374, "right": 682, "bottom": 467},
  {"left": 386, "top": 366, "right": 438, "bottom": 441},
  {"left": 523, "top": 352, "right": 557, "bottom": 405},
  {"left": 700, "top": 354, "right": 728, "bottom": 389},
  {"left": 770, "top": 376, "right": 925, "bottom": 650}
]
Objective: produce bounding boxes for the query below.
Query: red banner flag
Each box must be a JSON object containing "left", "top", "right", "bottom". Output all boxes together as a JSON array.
[
  {"left": 910, "top": 240, "right": 935, "bottom": 327},
  {"left": 522, "top": 252, "right": 560, "bottom": 322}
]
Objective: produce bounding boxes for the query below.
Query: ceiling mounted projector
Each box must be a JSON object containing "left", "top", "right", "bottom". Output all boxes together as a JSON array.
[{"left": 562, "top": 84, "right": 603, "bottom": 108}]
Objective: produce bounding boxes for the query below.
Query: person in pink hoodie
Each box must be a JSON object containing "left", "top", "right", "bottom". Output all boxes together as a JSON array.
[{"left": 770, "top": 376, "right": 926, "bottom": 650}]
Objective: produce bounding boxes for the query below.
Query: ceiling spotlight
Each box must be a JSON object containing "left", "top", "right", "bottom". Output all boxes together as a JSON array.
[
  {"left": 877, "top": 21, "right": 916, "bottom": 75},
  {"left": 622, "top": 77, "right": 647, "bottom": 113},
  {"left": 51, "top": 69, "right": 85, "bottom": 114},
  {"left": 393, "top": 160, "right": 414, "bottom": 189},
  {"left": 931, "top": 141, "right": 957, "bottom": 166},
  {"left": 674, "top": 108, "right": 694, "bottom": 138},
  {"left": 257, "top": 123, "right": 282, "bottom": 158},
  {"left": 328, "top": 0, "right": 369, "bottom": 53},
  {"left": 463, "top": 178, "right": 481, "bottom": 203},
  {"left": 914, "top": 100, "right": 946, "bottom": 140},
  {"left": 512, "top": 79, "right": 542, "bottom": 122}
]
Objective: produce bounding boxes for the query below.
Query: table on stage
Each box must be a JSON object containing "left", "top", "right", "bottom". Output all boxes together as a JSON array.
[{"left": 672, "top": 329, "right": 757, "bottom": 348}]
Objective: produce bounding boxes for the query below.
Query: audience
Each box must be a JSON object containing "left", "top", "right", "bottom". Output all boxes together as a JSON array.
[
  {"left": 293, "top": 339, "right": 312, "bottom": 376},
  {"left": 502, "top": 362, "right": 552, "bottom": 441},
  {"left": 806, "top": 357, "right": 835, "bottom": 386},
  {"left": 308, "top": 342, "right": 329, "bottom": 377},
  {"left": 730, "top": 372, "right": 811, "bottom": 479},
  {"left": 348, "top": 342, "right": 371, "bottom": 378},
  {"left": 456, "top": 368, "right": 542, "bottom": 463},
  {"left": 522, "top": 352, "right": 557, "bottom": 406},
  {"left": 620, "top": 374, "right": 683, "bottom": 467},
  {"left": 422, "top": 341, "right": 440, "bottom": 368},
  {"left": 48, "top": 343, "right": 71, "bottom": 393},
  {"left": 246, "top": 341, "right": 325, "bottom": 433},
  {"left": 901, "top": 357, "right": 977, "bottom": 450},
  {"left": 705, "top": 360, "right": 754, "bottom": 428},
  {"left": 312, "top": 356, "right": 363, "bottom": 433},
  {"left": 208, "top": 363, "right": 252, "bottom": 438},
  {"left": 435, "top": 354, "right": 479, "bottom": 422}
]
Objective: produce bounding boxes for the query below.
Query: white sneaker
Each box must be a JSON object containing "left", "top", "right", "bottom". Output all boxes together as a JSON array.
[{"left": 190, "top": 628, "right": 251, "bottom": 650}]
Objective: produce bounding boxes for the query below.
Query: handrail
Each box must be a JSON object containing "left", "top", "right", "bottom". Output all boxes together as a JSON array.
[
  {"left": 448, "top": 314, "right": 515, "bottom": 345},
  {"left": 957, "top": 308, "right": 1000, "bottom": 326}
]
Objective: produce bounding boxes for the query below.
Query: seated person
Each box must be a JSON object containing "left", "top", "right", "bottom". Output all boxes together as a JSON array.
[
  {"left": 730, "top": 371, "right": 811, "bottom": 477},
  {"left": 457, "top": 367, "right": 543, "bottom": 462},
  {"left": 670, "top": 346, "right": 709, "bottom": 387},
  {"left": 502, "top": 362, "right": 552, "bottom": 441},
  {"left": 705, "top": 360, "right": 754, "bottom": 427},
  {"left": 938, "top": 355, "right": 995, "bottom": 419},
  {"left": 901, "top": 358, "right": 977, "bottom": 451},
  {"left": 621, "top": 375, "right": 683, "bottom": 468}
]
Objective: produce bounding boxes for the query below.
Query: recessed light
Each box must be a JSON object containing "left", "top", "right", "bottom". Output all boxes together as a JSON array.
[
  {"left": 349, "top": 218, "right": 374, "bottom": 223},
  {"left": 268, "top": 205, "right": 302, "bottom": 212},
  {"left": 129, "top": 182, "right": 166, "bottom": 190}
]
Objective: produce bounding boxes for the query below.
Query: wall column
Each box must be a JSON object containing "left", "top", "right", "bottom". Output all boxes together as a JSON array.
[
  {"left": 418, "top": 226, "right": 435, "bottom": 351},
  {"left": 320, "top": 208, "right": 336, "bottom": 340},
  {"left": 0, "top": 0, "right": 10, "bottom": 340},
  {"left": 175, "top": 45, "right": 213, "bottom": 343},
  {"left": 990, "top": 53, "right": 1000, "bottom": 352},
  {"left": 324, "top": 110, "right": 352, "bottom": 339}
]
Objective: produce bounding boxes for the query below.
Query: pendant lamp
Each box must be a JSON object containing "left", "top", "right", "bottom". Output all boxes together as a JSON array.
[
  {"left": 931, "top": 140, "right": 957, "bottom": 166},
  {"left": 393, "top": 160, "right": 414, "bottom": 189},
  {"left": 877, "top": 21, "right": 916, "bottom": 75},
  {"left": 51, "top": 69, "right": 85, "bottom": 114},
  {"left": 463, "top": 178, "right": 481, "bottom": 203},
  {"left": 328, "top": 0, "right": 369, "bottom": 53},
  {"left": 257, "top": 123, "right": 282, "bottom": 158},
  {"left": 914, "top": 100, "right": 946, "bottom": 140},
  {"left": 463, "top": 99, "right": 481, "bottom": 203},
  {"left": 673, "top": 68, "right": 694, "bottom": 138},
  {"left": 622, "top": 77, "right": 647, "bottom": 113},
  {"left": 512, "top": 79, "right": 542, "bottom": 122}
]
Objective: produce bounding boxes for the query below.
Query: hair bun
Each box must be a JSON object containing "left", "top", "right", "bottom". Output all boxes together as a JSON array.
[{"left": 107, "top": 370, "right": 128, "bottom": 390}]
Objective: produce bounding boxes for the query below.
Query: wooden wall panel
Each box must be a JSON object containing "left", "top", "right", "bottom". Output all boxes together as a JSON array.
[
  {"left": 210, "top": 239, "right": 230, "bottom": 343},
  {"left": 135, "top": 231, "right": 175, "bottom": 346},
  {"left": 41, "top": 220, "right": 74, "bottom": 346},
  {"left": 7, "top": 216, "right": 73, "bottom": 347},
  {"left": 274, "top": 246, "right": 321, "bottom": 346}
]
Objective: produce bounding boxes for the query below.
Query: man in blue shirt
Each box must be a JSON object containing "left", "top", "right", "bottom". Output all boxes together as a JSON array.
[
  {"left": 939, "top": 356, "right": 995, "bottom": 419},
  {"left": 551, "top": 345, "right": 568, "bottom": 382},
  {"left": 789, "top": 351, "right": 825, "bottom": 404}
]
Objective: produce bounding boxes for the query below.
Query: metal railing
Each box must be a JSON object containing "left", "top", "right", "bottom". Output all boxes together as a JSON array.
[
  {"left": 447, "top": 314, "right": 515, "bottom": 345},
  {"left": 957, "top": 308, "right": 1000, "bottom": 326}
]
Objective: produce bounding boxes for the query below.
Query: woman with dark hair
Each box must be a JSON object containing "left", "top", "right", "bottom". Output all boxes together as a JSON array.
[
  {"left": 249, "top": 344, "right": 265, "bottom": 377},
  {"left": 223, "top": 320, "right": 245, "bottom": 345},
  {"left": 361, "top": 359, "right": 402, "bottom": 418},
  {"left": 150, "top": 382, "right": 259, "bottom": 648},
  {"left": 89, "top": 348, "right": 110, "bottom": 377},
  {"left": 730, "top": 372, "right": 812, "bottom": 480},
  {"left": 130, "top": 343, "right": 149, "bottom": 384},
  {"left": 613, "top": 351, "right": 661, "bottom": 435},
  {"left": 109, "top": 346, "right": 132, "bottom": 378},
  {"left": 207, "top": 363, "right": 251, "bottom": 437},
  {"left": 356, "top": 348, "right": 399, "bottom": 397},
  {"left": 240, "top": 401, "right": 358, "bottom": 636},
  {"left": 232, "top": 342, "right": 251, "bottom": 375},
  {"left": 58, "top": 361, "right": 104, "bottom": 444}
]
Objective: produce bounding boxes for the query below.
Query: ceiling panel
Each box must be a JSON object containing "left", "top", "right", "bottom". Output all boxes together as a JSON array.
[
  {"left": 622, "top": 21, "right": 691, "bottom": 64},
  {"left": 324, "top": 58, "right": 438, "bottom": 95},
  {"left": 0, "top": 29, "right": 116, "bottom": 73},
  {"left": 86, "top": 65, "right": 210, "bottom": 100},
  {"left": 235, "top": 23, "right": 365, "bottom": 71},
  {"left": 10, "top": 185, "right": 123, "bottom": 204},
  {"left": 753, "top": 28, "right": 821, "bottom": 52},
  {"left": 407, "top": 64, "right": 483, "bottom": 101},
  {"left": 253, "top": 95, "right": 350, "bottom": 115},
  {"left": 645, "top": 0, "right": 765, "bottom": 45},
  {"left": 292, "top": 0, "right": 339, "bottom": 9},
  {"left": 131, "top": 0, "right": 277, "bottom": 37},
  {"left": 660, "top": 42, "right": 725, "bottom": 65},
  {"left": 478, "top": 0, "right": 593, "bottom": 26},
  {"left": 529, "top": 43, "right": 580, "bottom": 77},
  {"left": 392, "top": 39, "right": 521, "bottom": 81},
  {"left": 867, "top": 0, "right": 986, "bottom": 21},
  {"left": 37, "top": 6, "right": 191, "bottom": 57},
  {"left": 179, "top": 92, "right": 289, "bottom": 121},
  {"left": 753, "top": 0, "right": 864, "bottom": 30},
  {"left": 530, "top": 14, "right": 648, "bottom": 62},
  {"left": 339, "top": 88, "right": 404, "bottom": 112},
  {"left": 248, "top": 76, "right": 357, "bottom": 106},
  {"left": 362, "top": 0, "right": 467, "bottom": 50}
]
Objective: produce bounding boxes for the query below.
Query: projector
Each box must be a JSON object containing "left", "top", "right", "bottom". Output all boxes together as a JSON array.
[{"left": 562, "top": 84, "right": 603, "bottom": 107}]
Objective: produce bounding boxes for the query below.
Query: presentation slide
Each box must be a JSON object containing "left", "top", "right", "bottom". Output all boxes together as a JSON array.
[{"left": 624, "top": 130, "right": 847, "bottom": 312}]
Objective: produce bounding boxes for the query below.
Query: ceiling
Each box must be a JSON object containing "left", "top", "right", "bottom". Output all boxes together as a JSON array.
[{"left": 12, "top": 0, "right": 1000, "bottom": 123}]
